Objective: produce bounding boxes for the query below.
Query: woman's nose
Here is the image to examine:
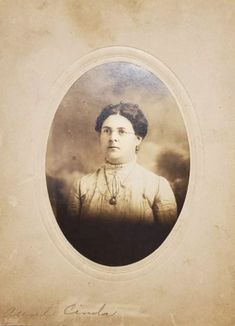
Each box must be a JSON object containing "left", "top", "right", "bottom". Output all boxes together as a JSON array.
[{"left": 109, "top": 130, "right": 119, "bottom": 141}]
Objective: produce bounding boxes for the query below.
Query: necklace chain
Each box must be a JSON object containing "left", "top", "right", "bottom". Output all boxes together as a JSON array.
[
  {"left": 103, "top": 167, "right": 119, "bottom": 205},
  {"left": 103, "top": 162, "right": 137, "bottom": 205}
]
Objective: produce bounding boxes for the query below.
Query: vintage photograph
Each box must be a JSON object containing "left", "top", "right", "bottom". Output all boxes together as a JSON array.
[
  {"left": 46, "top": 62, "right": 190, "bottom": 266},
  {"left": 1, "top": 1, "right": 235, "bottom": 324}
]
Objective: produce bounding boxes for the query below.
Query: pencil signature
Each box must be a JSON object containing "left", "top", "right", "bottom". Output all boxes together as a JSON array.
[
  {"left": 3, "top": 305, "right": 56, "bottom": 318},
  {"left": 64, "top": 303, "right": 117, "bottom": 317},
  {"left": 2, "top": 303, "right": 117, "bottom": 320}
]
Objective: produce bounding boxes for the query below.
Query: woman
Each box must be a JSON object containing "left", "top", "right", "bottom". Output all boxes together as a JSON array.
[{"left": 68, "top": 102, "right": 177, "bottom": 266}]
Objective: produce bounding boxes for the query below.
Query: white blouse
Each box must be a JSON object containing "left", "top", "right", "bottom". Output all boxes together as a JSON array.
[
  {"left": 69, "top": 160, "right": 177, "bottom": 225},
  {"left": 68, "top": 161, "right": 177, "bottom": 265}
]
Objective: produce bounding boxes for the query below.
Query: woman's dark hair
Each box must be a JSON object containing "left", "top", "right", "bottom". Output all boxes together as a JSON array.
[{"left": 95, "top": 102, "right": 148, "bottom": 138}]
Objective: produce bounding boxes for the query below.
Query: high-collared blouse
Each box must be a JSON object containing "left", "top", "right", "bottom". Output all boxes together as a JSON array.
[
  {"left": 68, "top": 161, "right": 177, "bottom": 265},
  {"left": 69, "top": 161, "right": 177, "bottom": 223}
]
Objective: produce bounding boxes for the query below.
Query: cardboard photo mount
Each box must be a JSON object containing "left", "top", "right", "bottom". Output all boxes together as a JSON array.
[
  {"left": 36, "top": 46, "right": 202, "bottom": 280},
  {"left": 1, "top": 2, "right": 235, "bottom": 325}
]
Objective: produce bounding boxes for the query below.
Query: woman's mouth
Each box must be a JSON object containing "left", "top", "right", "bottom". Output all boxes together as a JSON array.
[{"left": 108, "top": 146, "right": 120, "bottom": 150}]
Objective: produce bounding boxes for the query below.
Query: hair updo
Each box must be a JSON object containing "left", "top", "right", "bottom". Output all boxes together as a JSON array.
[{"left": 95, "top": 102, "right": 148, "bottom": 138}]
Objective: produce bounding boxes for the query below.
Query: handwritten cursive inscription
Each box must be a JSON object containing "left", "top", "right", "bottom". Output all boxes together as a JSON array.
[
  {"left": 64, "top": 303, "right": 117, "bottom": 317},
  {"left": 3, "top": 305, "right": 56, "bottom": 318},
  {"left": 3, "top": 303, "right": 117, "bottom": 320}
]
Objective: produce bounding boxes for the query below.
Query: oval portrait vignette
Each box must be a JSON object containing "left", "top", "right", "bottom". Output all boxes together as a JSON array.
[{"left": 45, "top": 61, "right": 190, "bottom": 267}]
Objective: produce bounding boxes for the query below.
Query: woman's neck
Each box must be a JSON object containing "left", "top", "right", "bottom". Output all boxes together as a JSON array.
[{"left": 104, "top": 158, "right": 136, "bottom": 170}]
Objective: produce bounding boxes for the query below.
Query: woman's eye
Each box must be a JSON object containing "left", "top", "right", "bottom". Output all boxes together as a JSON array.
[{"left": 118, "top": 130, "right": 125, "bottom": 135}]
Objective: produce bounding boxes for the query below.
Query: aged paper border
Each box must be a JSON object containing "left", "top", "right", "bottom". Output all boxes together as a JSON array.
[
  {"left": 35, "top": 46, "right": 203, "bottom": 280},
  {"left": 1, "top": 2, "right": 234, "bottom": 325}
]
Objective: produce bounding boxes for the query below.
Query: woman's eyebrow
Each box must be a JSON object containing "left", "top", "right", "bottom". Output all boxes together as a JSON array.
[{"left": 101, "top": 126, "right": 127, "bottom": 130}]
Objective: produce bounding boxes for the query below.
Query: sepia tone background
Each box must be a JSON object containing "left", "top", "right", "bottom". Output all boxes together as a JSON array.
[
  {"left": 46, "top": 61, "right": 190, "bottom": 228},
  {"left": 1, "top": 1, "right": 235, "bottom": 326}
]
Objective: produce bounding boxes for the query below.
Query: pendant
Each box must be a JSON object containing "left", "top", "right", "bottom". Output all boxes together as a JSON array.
[{"left": 109, "top": 196, "right": 117, "bottom": 205}]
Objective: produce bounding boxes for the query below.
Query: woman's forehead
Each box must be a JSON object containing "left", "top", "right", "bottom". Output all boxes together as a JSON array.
[{"left": 101, "top": 114, "right": 134, "bottom": 130}]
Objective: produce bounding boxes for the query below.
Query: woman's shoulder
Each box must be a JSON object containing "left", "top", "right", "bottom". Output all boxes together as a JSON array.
[
  {"left": 135, "top": 163, "right": 161, "bottom": 182},
  {"left": 73, "top": 167, "right": 103, "bottom": 191},
  {"left": 135, "top": 163, "right": 171, "bottom": 184},
  {"left": 135, "top": 163, "right": 174, "bottom": 198}
]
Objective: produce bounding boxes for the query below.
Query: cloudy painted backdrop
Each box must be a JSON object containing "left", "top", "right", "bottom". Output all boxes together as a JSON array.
[{"left": 46, "top": 62, "right": 190, "bottom": 221}]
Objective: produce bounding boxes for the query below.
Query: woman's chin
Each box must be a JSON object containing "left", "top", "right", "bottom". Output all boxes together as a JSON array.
[
  {"left": 105, "top": 154, "right": 123, "bottom": 164},
  {"left": 105, "top": 155, "right": 135, "bottom": 165},
  {"left": 106, "top": 158, "right": 123, "bottom": 164}
]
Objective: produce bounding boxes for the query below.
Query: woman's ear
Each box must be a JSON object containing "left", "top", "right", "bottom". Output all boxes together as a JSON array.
[{"left": 136, "top": 135, "right": 142, "bottom": 145}]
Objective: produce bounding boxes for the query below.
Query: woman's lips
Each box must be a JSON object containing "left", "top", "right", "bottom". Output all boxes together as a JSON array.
[{"left": 108, "top": 146, "right": 120, "bottom": 150}]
